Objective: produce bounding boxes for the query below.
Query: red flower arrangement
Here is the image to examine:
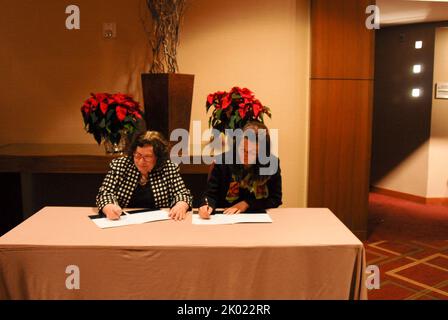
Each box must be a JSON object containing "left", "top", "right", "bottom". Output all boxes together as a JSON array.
[
  {"left": 206, "top": 87, "right": 271, "bottom": 132},
  {"left": 81, "top": 93, "right": 143, "bottom": 145}
]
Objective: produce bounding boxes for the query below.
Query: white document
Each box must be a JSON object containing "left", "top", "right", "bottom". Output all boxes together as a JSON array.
[
  {"left": 91, "top": 210, "right": 170, "bottom": 229},
  {"left": 192, "top": 213, "right": 272, "bottom": 225}
]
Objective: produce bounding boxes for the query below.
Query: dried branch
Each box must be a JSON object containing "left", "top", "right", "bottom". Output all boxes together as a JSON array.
[{"left": 143, "top": 0, "right": 187, "bottom": 73}]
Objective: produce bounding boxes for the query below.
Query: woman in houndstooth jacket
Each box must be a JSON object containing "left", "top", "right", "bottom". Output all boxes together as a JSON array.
[{"left": 96, "top": 131, "right": 192, "bottom": 221}]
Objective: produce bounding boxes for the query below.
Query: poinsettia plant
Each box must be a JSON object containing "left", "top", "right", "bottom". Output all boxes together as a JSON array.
[
  {"left": 206, "top": 87, "right": 271, "bottom": 132},
  {"left": 81, "top": 93, "right": 143, "bottom": 145}
]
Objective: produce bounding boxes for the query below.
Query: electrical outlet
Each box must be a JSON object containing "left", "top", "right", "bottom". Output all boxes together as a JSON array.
[{"left": 103, "top": 22, "right": 116, "bottom": 39}]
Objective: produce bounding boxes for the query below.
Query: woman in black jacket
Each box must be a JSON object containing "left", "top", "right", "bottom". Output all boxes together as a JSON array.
[
  {"left": 198, "top": 121, "right": 282, "bottom": 218},
  {"left": 96, "top": 131, "right": 192, "bottom": 221}
]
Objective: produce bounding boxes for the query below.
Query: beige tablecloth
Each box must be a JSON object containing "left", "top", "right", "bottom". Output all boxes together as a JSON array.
[{"left": 0, "top": 207, "right": 367, "bottom": 300}]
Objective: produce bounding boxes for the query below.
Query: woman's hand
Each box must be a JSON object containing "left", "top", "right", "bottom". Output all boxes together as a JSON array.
[
  {"left": 198, "top": 205, "right": 213, "bottom": 219},
  {"left": 224, "top": 201, "right": 249, "bottom": 214},
  {"left": 102, "top": 203, "right": 122, "bottom": 220},
  {"left": 169, "top": 201, "right": 189, "bottom": 221}
]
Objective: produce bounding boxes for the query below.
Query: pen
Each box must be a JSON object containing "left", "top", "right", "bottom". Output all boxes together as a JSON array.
[
  {"left": 113, "top": 199, "right": 130, "bottom": 217},
  {"left": 205, "top": 197, "right": 209, "bottom": 213}
]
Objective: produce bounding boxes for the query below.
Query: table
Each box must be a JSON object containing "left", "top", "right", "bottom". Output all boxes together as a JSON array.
[{"left": 0, "top": 207, "right": 367, "bottom": 300}]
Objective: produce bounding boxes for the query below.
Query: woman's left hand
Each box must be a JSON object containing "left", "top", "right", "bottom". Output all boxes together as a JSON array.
[
  {"left": 169, "top": 201, "right": 189, "bottom": 221},
  {"left": 224, "top": 201, "right": 249, "bottom": 214}
]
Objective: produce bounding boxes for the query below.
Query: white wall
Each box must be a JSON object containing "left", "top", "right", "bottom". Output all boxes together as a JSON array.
[
  {"left": 427, "top": 27, "right": 448, "bottom": 198},
  {"left": 179, "top": 0, "right": 310, "bottom": 207}
]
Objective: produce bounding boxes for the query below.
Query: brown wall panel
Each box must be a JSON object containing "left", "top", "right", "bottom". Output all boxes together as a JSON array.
[
  {"left": 309, "top": 80, "right": 373, "bottom": 236},
  {"left": 311, "top": 0, "right": 375, "bottom": 79},
  {"left": 309, "top": 0, "right": 375, "bottom": 239}
]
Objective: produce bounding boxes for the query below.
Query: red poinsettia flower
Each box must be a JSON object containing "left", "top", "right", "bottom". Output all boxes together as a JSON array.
[
  {"left": 221, "top": 93, "right": 232, "bottom": 110},
  {"left": 239, "top": 103, "right": 249, "bottom": 119},
  {"left": 99, "top": 102, "right": 108, "bottom": 115},
  {"left": 116, "top": 106, "right": 128, "bottom": 121},
  {"left": 133, "top": 111, "right": 143, "bottom": 119},
  {"left": 81, "top": 97, "right": 98, "bottom": 115},
  {"left": 231, "top": 87, "right": 254, "bottom": 99},
  {"left": 81, "top": 92, "right": 144, "bottom": 145},
  {"left": 123, "top": 100, "right": 137, "bottom": 108},
  {"left": 207, "top": 93, "right": 215, "bottom": 106},
  {"left": 206, "top": 86, "right": 271, "bottom": 132},
  {"left": 113, "top": 93, "right": 128, "bottom": 104},
  {"left": 252, "top": 100, "right": 263, "bottom": 118}
]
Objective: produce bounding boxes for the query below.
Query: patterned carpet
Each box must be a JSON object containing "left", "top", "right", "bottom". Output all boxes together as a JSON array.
[
  {"left": 365, "top": 193, "right": 448, "bottom": 300},
  {"left": 365, "top": 239, "right": 448, "bottom": 300}
]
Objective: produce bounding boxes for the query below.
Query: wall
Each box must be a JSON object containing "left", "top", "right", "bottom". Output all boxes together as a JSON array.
[
  {"left": 427, "top": 27, "right": 448, "bottom": 198},
  {"left": 308, "top": 0, "right": 375, "bottom": 239},
  {"left": 0, "top": 0, "right": 310, "bottom": 208},
  {"left": 0, "top": 0, "right": 148, "bottom": 144},
  {"left": 371, "top": 23, "right": 436, "bottom": 198},
  {"left": 371, "top": 22, "right": 448, "bottom": 200}
]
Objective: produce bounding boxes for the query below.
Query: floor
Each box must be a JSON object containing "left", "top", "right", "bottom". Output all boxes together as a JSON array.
[{"left": 365, "top": 193, "right": 448, "bottom": 300}]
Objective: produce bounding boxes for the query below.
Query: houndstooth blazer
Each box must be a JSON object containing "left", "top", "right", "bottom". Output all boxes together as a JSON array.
[{"left": 96, "top": 156, "right": 192, "bottom": 211}]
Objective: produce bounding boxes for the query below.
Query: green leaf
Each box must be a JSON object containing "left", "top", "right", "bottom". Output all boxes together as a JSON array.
[
  {"left": 215, "top": 109, "right": 223, "bottom": 120},
  {"left": 93, "top": 132, "right": 102, "bottom": 145},
  {"left": 90, "top": 112, "right": 98, "bottom": 123},
  {"left": 229, "top": 114, "right": 236, "bottom": 129},
  {"left": 124, "top": 115, "right": 134, "bottom": 123},
  {"left": 106, "top": 109, "right": 114, "bottom": 121},
  {"left": 235, "top": 112, "right": 241, "bottom": 122},
  {"left": 206, "top": 103, "right": 213, "bottom": 113}
]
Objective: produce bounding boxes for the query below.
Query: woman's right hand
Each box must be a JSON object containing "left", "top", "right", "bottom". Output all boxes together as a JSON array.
[
  {"left": 102, "top": 203, "right": 122, "bottom": 220},
  {"left": 198, "top": 205, "right": 213, "bottom": 219}
]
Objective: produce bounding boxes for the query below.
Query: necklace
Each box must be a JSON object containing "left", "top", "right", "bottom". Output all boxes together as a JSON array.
[{"left": 139, "top": 174, "right": 149, "bottom": 186}]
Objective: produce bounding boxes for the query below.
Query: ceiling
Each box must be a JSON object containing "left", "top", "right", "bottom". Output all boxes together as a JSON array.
[{"left": 377, "top": 0, "right": 448, "bottom": 26}]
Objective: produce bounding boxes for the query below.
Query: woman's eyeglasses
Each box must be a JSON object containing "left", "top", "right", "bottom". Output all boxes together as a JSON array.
[{"left": 133, "top": 152, "right": 154, "bottom": 162}]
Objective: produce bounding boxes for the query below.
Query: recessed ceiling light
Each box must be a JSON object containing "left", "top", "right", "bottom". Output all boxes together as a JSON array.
[{"left": 413, "top": 64, "right": 422, "bottom": 73}]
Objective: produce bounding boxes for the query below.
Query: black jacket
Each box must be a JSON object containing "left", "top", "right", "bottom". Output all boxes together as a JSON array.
[{"left": 201, "top": 153, "right": 282, "bottom": 211}]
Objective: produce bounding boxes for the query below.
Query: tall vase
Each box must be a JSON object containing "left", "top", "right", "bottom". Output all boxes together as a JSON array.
[{"left": 141, "top": 73, "right": 194, "bottom": 140}]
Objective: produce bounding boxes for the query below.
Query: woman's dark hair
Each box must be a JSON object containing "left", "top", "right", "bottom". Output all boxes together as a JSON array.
[
  {"left": 128, "top": 131, "right": 170, "bottom": 170},
  {"left": 229, "top": 121, "right": 273, "bottom": 182}
]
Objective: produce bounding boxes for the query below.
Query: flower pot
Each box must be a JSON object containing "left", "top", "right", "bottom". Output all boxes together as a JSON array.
[
  {"left": 103, "top": 134, "right": 127, "bottom": 155},
  {"left": 141, "top": 73, "right": 194, "bottom": 140}
]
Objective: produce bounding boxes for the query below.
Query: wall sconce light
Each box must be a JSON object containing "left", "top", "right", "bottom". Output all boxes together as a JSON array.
[
  {"left": 412, "top": 88, "right": 421, "bottom": 97},
  {"left": 415, "top": 41, "right": 423, "bottom": 49},
  {"left": 413, "top": 64, "right": 422, "bottom": 74}
]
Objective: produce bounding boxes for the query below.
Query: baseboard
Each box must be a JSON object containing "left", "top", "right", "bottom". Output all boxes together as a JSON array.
[
  {"left": 371, "top": 187, "right": 448, "bottom": 206},
  {"left": 425, "top": 198, "right": 448, "bottom": 206}
]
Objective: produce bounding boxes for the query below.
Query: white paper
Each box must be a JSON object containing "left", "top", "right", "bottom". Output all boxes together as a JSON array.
[
  {"left": 91, "top": 210, "right": 170, "bottom": 229},
  {"left": 192, "top": 213, "right": 272, "bottom": 225}
]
